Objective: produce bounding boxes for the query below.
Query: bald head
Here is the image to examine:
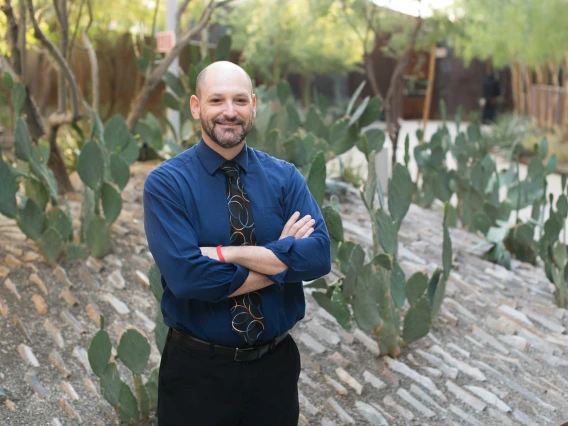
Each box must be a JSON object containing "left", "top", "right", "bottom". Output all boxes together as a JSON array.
[{"left": 195, "top": 61, "right": 253, "bottom": 99}]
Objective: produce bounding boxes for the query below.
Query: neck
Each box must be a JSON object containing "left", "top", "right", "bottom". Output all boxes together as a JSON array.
[{"left": 201, "top": 133, "right": 246, "bottom": 160}]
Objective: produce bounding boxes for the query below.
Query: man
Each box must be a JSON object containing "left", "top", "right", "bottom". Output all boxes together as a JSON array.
[{"left": 143, "top": 61, "right": 331, "bottom": 426}]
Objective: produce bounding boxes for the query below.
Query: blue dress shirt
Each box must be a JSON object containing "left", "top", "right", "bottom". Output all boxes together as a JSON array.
[{"left": 143, "top": 139, "right": 331, "bottom": 346}]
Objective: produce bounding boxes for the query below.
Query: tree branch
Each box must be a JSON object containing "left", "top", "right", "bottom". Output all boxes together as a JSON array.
[
  {"left": 145, "top": 0, "right": 161, "bottom": 79},
  {"left": 126, "top": 0, "right": 234, "bottom": 131},
  {"left": 340, "top": 1, "right": 366, "bottom": 50},
  {"left": 19, "top": 0, "right": 26, "bottom": 83},
  {"left": 68, "top": 0, "right": 86, "bottom": 60},
  {"left": 54, "top": 0, "right": 69, "bottom": 112},
  {"left": 176, "top": 0, "right": 191, "bottom": 38},
  {"left": 1, "top": 0, "right": 22, "bottom": 75},
  {"left": 82, "top": 0, "right": 98, "bottom": 111},
  {"left": 25, "top": 0, "right": 80, "bottom": 120}
]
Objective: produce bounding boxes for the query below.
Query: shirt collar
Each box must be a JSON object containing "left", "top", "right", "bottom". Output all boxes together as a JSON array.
[{"left": 196, "top": 138, "right": 249, "bottom": 175}]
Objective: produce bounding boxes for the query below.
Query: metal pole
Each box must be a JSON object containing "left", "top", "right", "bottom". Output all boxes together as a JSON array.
[{"left": 166, "top": 0, "right": 180, "bottom": 139}]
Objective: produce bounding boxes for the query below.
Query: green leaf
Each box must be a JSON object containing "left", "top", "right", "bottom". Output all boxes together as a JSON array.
[
  {"left": 304, "top": 107, "right": 327, "bottom": 140},
  {"left": 4, "top": 71, "right": 13, "bottom": 88},
  {"left": 304, "top": 277, "right": 328, "bottom": 289},
  {"left": 277, "top": 80, "right": 291, "bottom": 105},
  {"left": 136, "top": 44, "right": 152, "bottom": 75},
  {"left": 17, "top": 198, "right": 45, "bottom": 241},
  {"left": 148, "top": 264, "right": 163, "bottom": 302},
  {"left": 539, "top": 137, "right": 549, "bottom": 160},
  {"left": 329, "top": 118, "right": 351, "bottom": 156},
  {"left": 155, "top": 309, "right": 168, "bottom": 354},
  {"left": 118, "top": 381, "right": 140, "bottom": 424},
  {"left": 88, "top": 329, "right": 112, "bottom": 378},
  {"left": 312, "top": 291, "right": 333, "bottom": 317},
  {"left": 86, "top": 216, "right": 112, "bottom": 258},
  {"left": 38, "top": 140, "right": 50, "bottom": 165},
  {"left": 337, "top": 241, "right": 356, "bottom": 274},
  {"left": 372, "top": 253, "right": 393, "bottom": 270},
  {"left": 348, "top": 96, "right": 370, "bottom": 126},
  {"left": 163, "top": 91, "right": 180, "bottom": 110},
  {"left": 90, "top": 110, "right": 105, "bottom": 142},
  {"left": 362, "top": 128, "right": 386, "bottom": 157},
  {"left": 331, "top": 285, "right": 351, "bottom": 330},
  {"left": 65, "top": 244, "right": 88, "bottom": 261},
  {"left": 215, "top": 35, "right": 232, "bottom": 61},
  {"left": 164, "top": 71, "right": 185, "bottom": 98},
  {"left": 134, "top": 374, "right": 150, "bottom": 419},
  {"left": 307, "top": 152, "right": 326, "bottom": 208},
  {"left": 352, "top": 263, "right": 383, "bottom": 332},
  {"left": 443, "top": 210, "right": 453, "bottom": 279},
  {"left": 12, "top": 82, "right": 26, "bottom": 116},
  {"left": 357, "top": 97, "right": 382, "bottom": 128},
  {"left": 77, "top": 140, "right": 105, "bottom": 189},
  {"left": 406, "top": 272, "right": 429, "bottom": 305},
  {"left": 15, "top": 118, "right": 32, "bottom": 161},
  {"left": 390, "top": 261, "right": 406, "bottom": 308},
  {"left": 402, "top": 297, "right": 432, "bottom": 344},
  {"left": 388, "top": 164, "right": 413, "bottom": 227},
  {"left": 145, "top": 368, "right": 159, "bottom": 413},
  {"left": 100, "top": 363, "right": 121, "bottom": 407},
  {"left": 343, "top": 244, "right": 365, "bottom": 299},
  {"left": 110, "top": 154, "right": 130, "bottom": 190},
  {"left": 547, "top": 154, "right": 558, "bottom": 175},
  {"left": 39, "top": 227, "right": 64, "bottom": 265},
  {"left": 322, "top": 205, "right": 344, "bottom": 242},
  {"left": 47, "top": 208, "right": 73, "bottom": 242},
  {"left": 0, "top": 157, "right": 18, "bottom": 218},
  {"left": 426, "top": 268, "right": 443, "bottom": 309},
  {"left": 104, "top": 115, "right": 130, "bottom": 153},
  {"left": 120, "top": 137, "right": 141, "bottom": 165},
  {"left": 471, "top": 211, "right": 491, "bottom": 235},
  {"left": 346, "top": 81, "right": 365, "bottom": 116},
  {"left": 101, "top": 183, "right": 122, "bottom": 224},
  {"left": 117, "top": 329, "right": 151, "bottom": 375},
  {"left": 374, "top": 208, "right": 397, "bottom": 256}
]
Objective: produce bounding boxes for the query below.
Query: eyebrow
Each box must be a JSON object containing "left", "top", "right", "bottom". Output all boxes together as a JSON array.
[{"left": 207, "top": 92, "right": 251, "bottom": 99}]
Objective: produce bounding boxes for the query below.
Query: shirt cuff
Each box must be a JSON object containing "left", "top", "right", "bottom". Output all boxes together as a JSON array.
[
  {"left": 264, "top": 237, "right": 296, "bottom": 289},
  {"left": 224, "top": 264, "right": 250, "bottom": 299}
]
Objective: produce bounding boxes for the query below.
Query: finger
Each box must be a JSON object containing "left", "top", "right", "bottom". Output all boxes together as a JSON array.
[
  {"left": 289, "top": 215, "right": 312, "bottom": 235},
  {"left": 295, "top": 218, "right": 315, "bottom": 238},
  {"left": 300, "top": 227, "right": 314, "bottom": 239},
  {"left": 282, "top": 211, "right": 300, "bottom": 235}
]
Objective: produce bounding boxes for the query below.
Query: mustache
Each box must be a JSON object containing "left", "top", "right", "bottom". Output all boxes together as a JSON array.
[{"left": 214, "top": 119, "right": 245, "bottom": 126}]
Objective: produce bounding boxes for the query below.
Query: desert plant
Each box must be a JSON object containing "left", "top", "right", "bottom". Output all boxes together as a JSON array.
[
  {"left": 307, "top": 152, "right": 453, "bottom": 357},
  {"left": 88, "top": 316, "right": 158, "bottom": 424},
  {"left": 0, "top": 74, "right": 137, "bottom": 262}
]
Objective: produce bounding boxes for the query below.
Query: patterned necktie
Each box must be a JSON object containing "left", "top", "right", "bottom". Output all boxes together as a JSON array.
[{"left": 219, "top": 161, "right": 264, "bottom": 344}]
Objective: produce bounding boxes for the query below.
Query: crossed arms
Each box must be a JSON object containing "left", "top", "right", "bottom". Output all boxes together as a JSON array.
[
  {"left": 200, "top": 212, "right": 315, "bottom": 297},
  {"left": 143, "top": 166, "right": 332, "bottom": 303}
]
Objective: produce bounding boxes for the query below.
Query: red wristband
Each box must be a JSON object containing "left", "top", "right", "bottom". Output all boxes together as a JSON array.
[{"left": 216, "top": 245, "right": 226, "bottom": 262}]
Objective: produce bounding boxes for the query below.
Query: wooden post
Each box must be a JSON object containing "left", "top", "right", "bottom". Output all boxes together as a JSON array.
[{"left": 420, "top": 44, "right": 437, "bottom": 145}]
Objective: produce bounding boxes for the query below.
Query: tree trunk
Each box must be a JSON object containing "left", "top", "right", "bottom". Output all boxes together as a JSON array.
[
  {"left": 420, "top": 44, "right": 437, "bottom": 144},
  {"left": 47, "top": 127, "right": 74, "bottom": 193},
  {"left": 363, "top": 53, "right": 382, "bottom": 99},
  {"left": 384, "top": 17, "right": 422, "bottom": 166},
  {"left": 511, "top": 64, "right": 519, "bottom": 114}
]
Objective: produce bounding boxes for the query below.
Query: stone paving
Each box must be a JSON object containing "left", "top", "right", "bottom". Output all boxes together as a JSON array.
[{"left": 0, "top": 163, "right": 567, "bottom": 425}]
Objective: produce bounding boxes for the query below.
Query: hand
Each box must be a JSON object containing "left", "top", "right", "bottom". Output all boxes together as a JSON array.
[
  {"left": 279, "top": 212, "right": 315, "bottom": 240},
  {"left": 200, "top": 246, "right": 219, "bottom": 260}
]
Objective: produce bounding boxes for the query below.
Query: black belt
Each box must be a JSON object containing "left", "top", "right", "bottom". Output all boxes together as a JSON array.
[{"left": 170, "top": 328, "right": 289, "bottom": 362}]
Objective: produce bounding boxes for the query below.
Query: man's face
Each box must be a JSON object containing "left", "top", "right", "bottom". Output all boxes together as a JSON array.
[{"left": 191, "top": 71, "right": 256, "bottom": 149}]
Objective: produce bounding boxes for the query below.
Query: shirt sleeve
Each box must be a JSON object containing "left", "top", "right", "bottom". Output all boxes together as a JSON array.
[
  {"left": 143, "top": 169, "right": 248, "bottom": 302},
  {"left": 264, "top": 165, "right": 332, "bottom": 283}
]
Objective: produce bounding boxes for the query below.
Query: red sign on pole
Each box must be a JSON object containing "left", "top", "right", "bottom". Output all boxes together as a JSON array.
[{"left": 156, "top": 31, "right": 176, "bottom": 53}]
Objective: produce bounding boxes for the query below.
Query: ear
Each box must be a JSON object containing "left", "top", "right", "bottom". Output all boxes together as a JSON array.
[
  {"left": 251, "top": 93, "right": 257, "bottom": 119},
  {"left": 190, "top": 95, "right": 200, "bottom": 120}
]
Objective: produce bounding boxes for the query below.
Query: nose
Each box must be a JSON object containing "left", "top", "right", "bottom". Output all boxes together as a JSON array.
[{"left": 223, "top": 102, "right": 237, "bottom": 119}]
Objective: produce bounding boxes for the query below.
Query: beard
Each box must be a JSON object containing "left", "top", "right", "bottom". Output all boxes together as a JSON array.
[{"left": 200, "top": 114, "right": 254, "bottom": 149}]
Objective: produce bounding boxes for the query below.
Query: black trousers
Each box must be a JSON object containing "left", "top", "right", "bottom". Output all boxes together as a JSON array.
[{"left": 158, "top": 330, "right": 301, "bottom": 426}]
